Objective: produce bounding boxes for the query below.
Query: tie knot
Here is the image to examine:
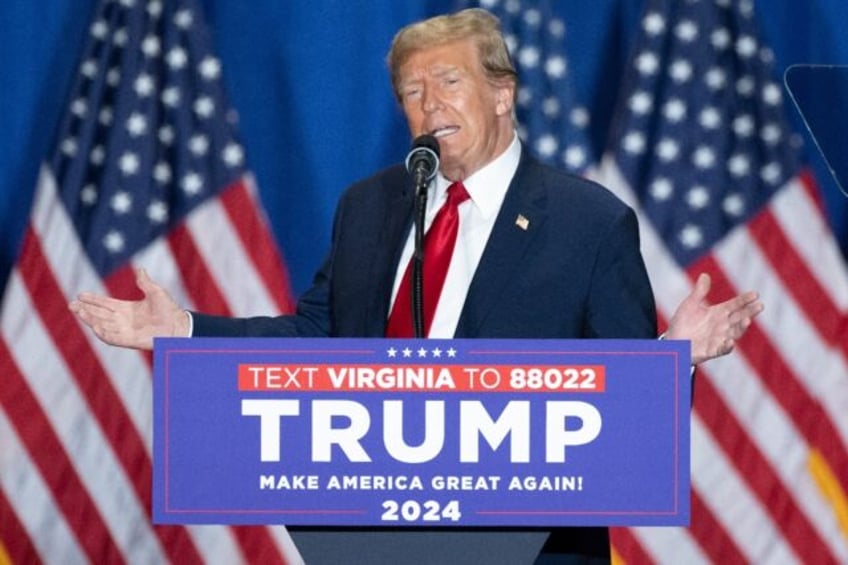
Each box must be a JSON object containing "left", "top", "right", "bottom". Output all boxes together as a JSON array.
[{"left": 446, "top": 181, "right": 470, "bottom": 208}]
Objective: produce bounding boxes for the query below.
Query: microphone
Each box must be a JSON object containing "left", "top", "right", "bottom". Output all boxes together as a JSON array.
[{"left": 405, "top": 134, "right": 440, "bottom": 187}]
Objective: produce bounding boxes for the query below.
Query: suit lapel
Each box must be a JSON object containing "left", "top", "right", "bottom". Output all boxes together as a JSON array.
[
  {"left": 455, "top": 154, "right": 548, "bottom": 337},
  {"left": 364, "top": 173, "right": 415, "bottom": 336}
]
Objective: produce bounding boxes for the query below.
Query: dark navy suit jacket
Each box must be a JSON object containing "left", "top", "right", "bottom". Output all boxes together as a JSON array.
[
  {"left": 194, "top": 150, "right": 656, "bottom": 342},
  {"left": 193, "top": 149, "right": 657, "bottom": 559}
]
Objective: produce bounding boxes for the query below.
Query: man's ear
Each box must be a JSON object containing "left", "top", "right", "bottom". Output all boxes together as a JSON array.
[{"left": 495, "top": 80, "right": 515, "bottom": 116}]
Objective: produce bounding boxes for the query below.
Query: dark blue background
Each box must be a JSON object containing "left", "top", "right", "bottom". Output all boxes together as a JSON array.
[{"left": 1, "top": 1, "right": 846, "bottom": 296}]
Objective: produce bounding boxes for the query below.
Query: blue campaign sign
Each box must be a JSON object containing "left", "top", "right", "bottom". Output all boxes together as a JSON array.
[{"left": 153, "top": 338, "right": 690, "bottom": 527}]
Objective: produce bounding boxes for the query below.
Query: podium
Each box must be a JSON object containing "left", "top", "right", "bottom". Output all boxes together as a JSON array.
[{"left": 152, "top": 338, "right": 690, "bottom": 563}]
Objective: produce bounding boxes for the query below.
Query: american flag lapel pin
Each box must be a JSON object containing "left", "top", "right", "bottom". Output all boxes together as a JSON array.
[{"left": 515, "top": 214, "right": 530, "bottom": 231}]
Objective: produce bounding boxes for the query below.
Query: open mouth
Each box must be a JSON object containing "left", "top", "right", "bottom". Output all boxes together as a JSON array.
[{"left": 430, "top": 126, "right": 459, "bottom": 138}]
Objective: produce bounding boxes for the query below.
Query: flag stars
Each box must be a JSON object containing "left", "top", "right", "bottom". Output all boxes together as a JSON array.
[
  {"left": 402, "top": 347, "right": 412, "bottom": 358},
  {"left": 736, "top": 76, "right": 755, "bottom": 97},
  {"left": 147, "top": 0, "right": 163, "bottom": 18},
  {"left": 762, "top": 83, "right": 782, "bottom": 106},
  {"left": 141, "top": 35, "right": 161, "bottom": 57},
  {"left": 113, "top": 28, "right": 128, "bottom": 48},
  {"left": 622, "top": 131, "right": 647, "bottom": 155},
  {"left": 548, "top": 19, "right": 565, "bottom": 39},
  {"left": 523, "top": 8, "right": 541, "bottom": 27},
  {"left": 629, "top": 91, "right": 653, "bottom": 115},
  {"left": 733, "top": 115, "right": 754, "bottom": 137},
  {"left": 189, "top": 134, "right": 209, "bottom": 156},
  {"left": 134, "top": 73, "right": 155, "bottom": 97},
  {"left": 656, "top": 138, "right": 680, "bottom": 161},
  {"left": 110, "top": 191, "right": 133, "bottom": 215},
  {"left": 81, "top": 59, "right": 98, "bottom": 78},
  {"left": 723, "top": 193, "right": 746, "bottom": 216},
  {"left": 679, "top": 224, "right": 704, "bottom": 249},
  {"left": 153, "top": 162, "right": 172, "bottom": 184},
  {"left": 674, "top": 20, "right": 699, "bottom": 43},
  {"left": 181, "top": 172, "right": 204, "bottom": 195},
  {"left": 446, "top": 348, "right": 457, "bottom": 358},
  {"left": 686, "top": 186, "right": 710, "bottom": 209},
  {"left": 162, "top": 86, "right": 181, "bottom": 108},
  {"left": 103, "top": 230, "right": 126, "bottom": 253},
  {"left": 669, "top": 59, "right": 693, "bottom": 83},
  {"left": 199, "top": 57, "right": 221, "bottom": 80},
  {"left": 705, "top": 67, "right": 727, "bottom": 90},
  {"left": 760, "top": 123, "right": 782, "bottom": 145},
  {"left": 570, "top": 107, "right": 590, "bottom": 128},
  {"left": 699, "top": 107, "right": 721, "bottom": 129},
  {"left": 535, "top": 135, "right": 558, "bottom": 158},
  {"left": 222, "top": 143, "right": 244, "bottom": 167},
  {"left": 417, "top": 347, "right": 428, "bottom": 358},
  {"left": 517, "top": 87, "right": 532, "bottom": 107},
  {"left": 692, "top": 146, "right": 716, "bottom": 169},
  {"left": 61, "top": 138, "right": 78, "bottom": 157},
  {"left": 126, "top": 112, "right": 147, "bottom": 137},
  {"left": 663, "top": 98, "right": 687, "bottom": 122},
  {"left": 711, "top": 28, "right": 731, "bottom": 50},
  {"left": 147, "top": 200, "right": 169, "bottom": 224},
  {"left": 81, "top": 184, "right": 97, "bottom": 205},
  {"left": 736, "top": 35, "right": 758, "bottom": 58},
  {"left": 90, "top": 20, "right": 109, "bottom": 39},
  {"left": 544, "top": 55, "right": 567, "bottom": 79},
  {"left": 159, "top": 125, "right": 175, "bottom": 145},
  {"left": 518, "top": 45, "right": 540, "bottom": 68},
  {"left": 119, "top": 152, "right": 140, "bottom": 176},
  {"left": 650, "top": 177, "right": 674, "bottom": 201},
  {"left": 564, "top": 145, "right": 587, "bottom": 170},
  {"left": 542, "top": 96, "right": 560, "bottom": 117},
  {"left": 99, "top": 107, "right": 113, "bottom": 126},
  {"left": 635, "top": 51, "right": 660, "bottom": 76},
  {"left": 166, "top": 47, "right": 188, "bottom": 70},
  {"left": 107, "top": 68, "right": 121, "bottom": 87},
  {"left": 728, "top": 154, "right": 751, "bottom": 177},
  {"left": 90, "top": 145, "right": 105, "bottom": 166},
  {"left": 761, "top": 162, "right": 782, "bottom": 185},
  {"left": 71, "top": 99, "right": 88, "bottom": 118},
  {"left": 431, "top": 348, "right": 442, "bottom": 358},
  {"left": 643, "top": 12, "right": 666, "bottom": 36},
  {"left": 194, "top": 96, "right": 215, "bottom": 118},
  {"left": 387, "top": 347, "right": 398, "bottom": 358},
  {"left": 175, "top": 9, "right": 194, "bottom": 30}
]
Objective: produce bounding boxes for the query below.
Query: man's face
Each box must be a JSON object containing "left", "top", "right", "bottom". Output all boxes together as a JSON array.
[{"left": 398, "top": 39, "right": 514, "bottom": 181}]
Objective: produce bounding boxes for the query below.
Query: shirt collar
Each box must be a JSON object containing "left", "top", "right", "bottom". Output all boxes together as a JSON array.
[{"left": 432, "top": 132, "right": 521, "bottom": 219}]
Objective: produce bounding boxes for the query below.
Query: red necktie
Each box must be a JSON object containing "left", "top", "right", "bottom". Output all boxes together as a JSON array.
[{"left": 386, "top": 181, "right": 470, "bottom": 337}]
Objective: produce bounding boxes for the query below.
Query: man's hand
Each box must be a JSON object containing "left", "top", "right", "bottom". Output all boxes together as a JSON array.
[
  {"left": 68, "top": 268, "right": 189, "bottom": 350},
  {"left": 666, "top": 273, "right": 764, "bottom": 365}
]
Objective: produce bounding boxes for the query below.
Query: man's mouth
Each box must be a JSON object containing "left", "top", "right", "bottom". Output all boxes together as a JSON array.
[{"left": 429, "top": 126, "right": 459, "bottom": 138}]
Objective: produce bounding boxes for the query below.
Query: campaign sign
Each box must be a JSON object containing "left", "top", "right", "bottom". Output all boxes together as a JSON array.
[{"left": 153, "top": 338, "right": 690, "bottom": 527}]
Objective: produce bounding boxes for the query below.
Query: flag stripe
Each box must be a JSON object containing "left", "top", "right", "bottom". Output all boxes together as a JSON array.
[
  {"left": 693, "top": 353, "right": 837, "bottom": 564},
  {"left": 749, "top": 206, "right": 848, "bottom": 353},
  {"left": 167, "top": 222, "right": 232, "bottom": 315},
  {"left": 17, "top": 226, "right": 211, "bottom": 564},
  {"left": 609, "top": 527, "right": 657, "bottom": 565},
  {"left": 690, "top": 409, "right": 800, "bottom": 563},
  {"left": 703, "top": 241, "right": 848, "bottom": 478},
  {"left": 688, "top": 488, "right": 749, "bottom": 565},
  {"left": 0, "top": 411, "right": 74, "bottom": 565},
  {"left": 220, "top": 177, "right": 295, "bottom": 314},
  {"left": 0, "top": 336, "right": 126, "bottom": 564}
]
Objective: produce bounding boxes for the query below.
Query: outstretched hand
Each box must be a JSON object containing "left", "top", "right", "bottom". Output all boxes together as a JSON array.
[
  {"left": 68, "top": 268, "right": 189, "bottom": 350},
  {"left": 665, "top": 273, "right": 763, "bottom": 365}
]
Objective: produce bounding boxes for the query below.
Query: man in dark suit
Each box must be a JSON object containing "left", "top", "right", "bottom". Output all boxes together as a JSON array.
[{"left": 71, "top": 8, "right": 762, "bottom": 562}]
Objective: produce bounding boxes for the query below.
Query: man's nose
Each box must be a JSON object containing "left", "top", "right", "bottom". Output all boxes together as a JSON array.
[{"left": 421, "top": 88, "right": 442, "bottom": 113}]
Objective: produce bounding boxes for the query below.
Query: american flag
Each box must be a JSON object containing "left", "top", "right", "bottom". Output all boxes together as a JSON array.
[
  {"left": 477, "top": 0, "right": 848, "bottom": 563},
  {"left": 0, "top": 0, "right": 302, "bottom": 563}
]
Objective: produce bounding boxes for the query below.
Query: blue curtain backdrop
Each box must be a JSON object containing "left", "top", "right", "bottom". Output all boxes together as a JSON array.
[{"left": 1, "top": 0, "right": 847, "bottom": 296}]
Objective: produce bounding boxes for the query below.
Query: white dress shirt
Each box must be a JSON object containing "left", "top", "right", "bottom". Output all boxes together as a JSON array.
[{"left": 388, "top": 133, "right": 522, "bottom": 338}]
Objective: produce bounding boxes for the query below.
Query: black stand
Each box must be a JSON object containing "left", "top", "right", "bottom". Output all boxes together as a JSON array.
[{"left": 411, "top": 174, "right": 428, "bottom": 338}]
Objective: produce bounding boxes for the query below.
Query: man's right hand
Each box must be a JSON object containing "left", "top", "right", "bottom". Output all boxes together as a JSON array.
[{"left": 68, "top": 268, "right": 189, "bottom": 351}]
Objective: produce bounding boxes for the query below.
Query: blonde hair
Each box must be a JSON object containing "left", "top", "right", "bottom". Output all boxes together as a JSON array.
[{"left": 386, "top": 8, "right": 518, "bottom": 102}]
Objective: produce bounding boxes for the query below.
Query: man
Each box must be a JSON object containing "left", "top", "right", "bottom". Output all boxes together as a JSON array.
[{"left": 70, "top": 8, "right": 762, "bottom": 563}]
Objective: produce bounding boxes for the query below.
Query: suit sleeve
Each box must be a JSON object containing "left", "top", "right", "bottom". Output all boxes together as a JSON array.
[{"left": 583, "top": 206, "right": 657, "bottom": 339}]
